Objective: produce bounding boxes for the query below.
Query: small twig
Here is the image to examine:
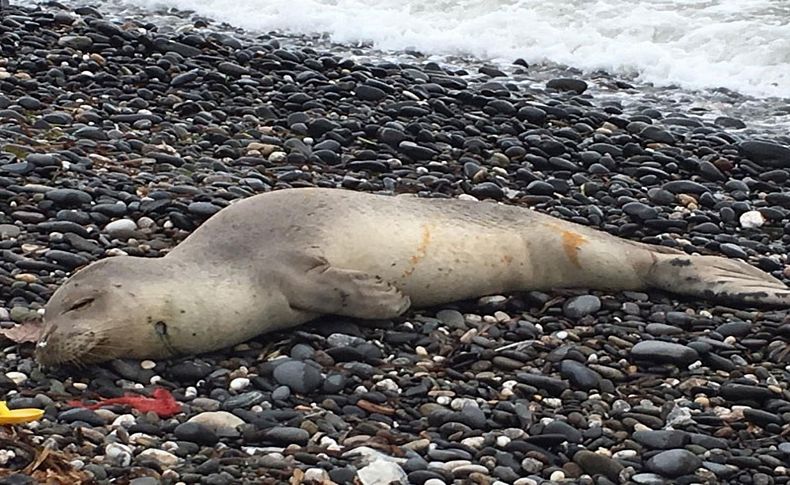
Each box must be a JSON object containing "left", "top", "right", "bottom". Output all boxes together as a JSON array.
[{"left": 494, "top": 339, "right": 536, "bottom": 352}]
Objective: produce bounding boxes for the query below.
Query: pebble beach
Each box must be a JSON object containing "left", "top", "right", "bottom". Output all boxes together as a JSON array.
[{"left": 1, "top": 1, "right": 790, "bottom": 484}]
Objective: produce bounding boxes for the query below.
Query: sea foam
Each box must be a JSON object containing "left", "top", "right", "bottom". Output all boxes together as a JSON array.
[{"left": 128, "top": 0, "right": 790, "bottom": 99}]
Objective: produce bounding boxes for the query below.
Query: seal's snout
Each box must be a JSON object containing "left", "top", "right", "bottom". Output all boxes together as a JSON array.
[{"left": 34, "top": 325, "right": 106, "bottom": 367}]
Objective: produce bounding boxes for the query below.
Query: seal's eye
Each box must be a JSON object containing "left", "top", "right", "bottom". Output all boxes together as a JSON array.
[{"left": 66, "top": 297, "right": 95, "bottom": 313}]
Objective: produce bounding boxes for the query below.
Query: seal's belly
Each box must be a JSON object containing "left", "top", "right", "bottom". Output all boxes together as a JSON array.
[{"left": 323, "top": 217, "right": 535, "bottom": 307}]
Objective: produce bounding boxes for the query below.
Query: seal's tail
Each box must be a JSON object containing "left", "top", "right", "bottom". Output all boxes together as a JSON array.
[{"left": 645, "top": 252, "right": 790, "bottom": 306}]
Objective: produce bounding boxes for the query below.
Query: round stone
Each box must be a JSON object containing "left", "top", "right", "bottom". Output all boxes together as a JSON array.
[
  {"left": 272, "top": 361, "right": 323, "bottom": 394},
  {"left": 646, "top": 449, "right": 702, "bottom": 477},
  {"left": 563, "top": 295, "right": 602, "bottom": 318}
]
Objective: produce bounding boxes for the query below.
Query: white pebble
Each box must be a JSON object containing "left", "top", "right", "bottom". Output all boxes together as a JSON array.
[
  {"left": 162, "top": 470, "right": 180, "bottom": 481},
  {"left": 739, "top": 210, "right": 765, "bottom": 228},
  {"left": 0, "top": 450, "right": 16, "bottom": 466},
  {"left": 494, "top": 311, "right": 510, "bottom": 322},
  {"left": 105, "top": 219, "right": 137, "bottom": 238},
  {"left": 129, "top": 432, "right": 157, "bottom": 445},
  {"left": 5, "top": 371, "right": 27, "bottom": 385},
  {"left": 374, "top": 379, "right": 400, "bottom": 392},
  {"left": 72, "top": 382, "right": 88, "bottom": 390},
  {"left": 229, "top": 377, "right": 250, "bottom": 391},
  {"left": 140, "top": 360, "right": 156, "bottom": 370},
  {"left": 138, "top": 448, "right": 179, "bottom": 467},
  {"left": 464, "top": 313, "right": 483, "bottom": 324},
  {"left": 543, "top": 398, "right": 562, "bottom": 408},
  {"left": 319, "top": 436, "right": 341, "bottom": 451},
  {"left": 613, "top": 449, "right": 638, "bottom": 459},
  {"left": 111, "top": 415, "right": 136, "bottom": 428},
  {"left": 268, "top": 151, "right": 287, "bottom": 163},
  {"left": 184, "top": 386, "right": 198, "bottom": 399},
  {"left": 450, "top": 397, "right": 478, "bottom": 411},
  {"left": 496, "top": 435, "right": 511, "bottom": 447},
  {"left": 514, "top": 479, "right": 538, "bottom": 485},
  {"left": 436, "top": 396, "right": 451, "bottom": 405},
  {"left": 549, "top": 470, "right": 565, "bottom": 481},
  {"left": 137, "top": 216, "right": 155, "bottom": 229},
  {"left": 304, "top": 468, "right": 329, "bottom": 481},
  {"left": 105, "top": 443, "right": 133, "bottom": 467},
  {"left": 461, "top": 436, "right": 485, "bottom": 448},
  {"left": 357, "top": 458, "right": 408, "bottom": 485},
  {"left": 188, "top": 411, "right": 245, "bottom": 435}
]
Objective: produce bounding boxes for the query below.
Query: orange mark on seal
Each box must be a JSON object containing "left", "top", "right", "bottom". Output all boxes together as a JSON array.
[
  {"left": 403, "top": 225, "right": 431, "bottom": 278},
  {"left": 501, "top": 254, "right": 514, "bottom": 265},
  {"left": 561, "top": 231, "right": 586, "bottom": 268}
]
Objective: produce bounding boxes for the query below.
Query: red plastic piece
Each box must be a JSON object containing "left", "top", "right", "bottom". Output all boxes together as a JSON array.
[{"left": 67, "top": 387, "right": 181, "bottom": 418}]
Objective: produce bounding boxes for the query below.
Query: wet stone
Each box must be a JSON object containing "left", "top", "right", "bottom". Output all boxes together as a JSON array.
[
  {"left": 260, "top": 427, "right": 309, "bottom": 445},
  {"left": 272, "top": 360, "right": 323, "bottom": 394},
  {"left": 630, "top": 341, "right": 699, "bottom": 365},
  {"left": 174, "top": 421, "right": 219, "bottom": 445},
  {"left": 44, "top": 188, "right": 92, "bottom": 207},
  {"left": 646, "top": 449, "right": 702, "bottom": 478},
  {"left": 558, "top": 360, "right": 600, "bottom": 390},
  {"left": 633, "top": 430, "right": 689, "bottom": 449},
  {"left": 573, "top": 450, "right": 624, "bottom": 481},
  {"left": 562, "top": 295, "right": 601, "bottom": 318},
  {"left": 546, "top": 78, "right": 588, "bottom": 94}
]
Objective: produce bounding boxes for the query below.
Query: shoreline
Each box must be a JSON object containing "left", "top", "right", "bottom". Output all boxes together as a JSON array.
[
  {"left": 1, "top": 1, "right": 790, "bottom": 484},
  {"left": 109, "top": 0, "right": 790, "bottom": 140}
]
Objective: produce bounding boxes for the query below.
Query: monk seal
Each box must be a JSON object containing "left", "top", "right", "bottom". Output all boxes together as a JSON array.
[{"left": 34, "top": 187, "right": 790, "bottom": 366}]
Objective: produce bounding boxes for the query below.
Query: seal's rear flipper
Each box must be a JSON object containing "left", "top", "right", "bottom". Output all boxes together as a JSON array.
[
  {"left": 281, "top": 255, "right": 412, "bottom": 319},
  {"left": 646, "top": 253, "right": 790, "bottom": 306}
]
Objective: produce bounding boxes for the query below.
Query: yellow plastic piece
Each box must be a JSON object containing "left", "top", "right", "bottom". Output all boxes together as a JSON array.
[{"left": 0, "top": 400, "right": 44, "bottom": 425}]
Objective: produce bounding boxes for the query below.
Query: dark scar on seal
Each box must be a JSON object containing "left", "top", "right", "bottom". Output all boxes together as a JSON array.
[
  {"left": 154, "top": 320, "right": 180, "bottom": 356},
  {"left": 669, "top": 259, "right": 692, "bottom": 267}
]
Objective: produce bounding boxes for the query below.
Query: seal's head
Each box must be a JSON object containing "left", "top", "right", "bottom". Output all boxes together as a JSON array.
[{"left": 35, "top": 256, "right": 183, "bottom": 367}]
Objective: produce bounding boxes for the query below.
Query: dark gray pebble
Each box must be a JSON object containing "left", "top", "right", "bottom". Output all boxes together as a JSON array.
[
  {"left": 738, "top": 140, "right": 790, "bottom": 167},
  {"left": 573, "top": 450, "right": 623, "bottom": 481},
  {"left": 273, "top": 360, "right": 323, "bottom": 394},
  {"left": 630, "top": 341, "right": 699, "bottom": 365},
  {"left": 174, "top": 422, "right": 219, "bottom": 445},
  {"left": 59, "top": 408, "right": 106, "bottom": 426},
  {"left": 563, "top": 295, "right": 601, "bottom": 318},
  {"left": 546, "top": 78, "right": 588, "bottom": 94},
  {"left": 633, "top": 430, "right": 689, "bottom": 449},
  {"left": 260, "top": 427, "right": 309, "bottom": 445},
  {"left": 646, "top": 449, "right": 701, "bottom": 477}
]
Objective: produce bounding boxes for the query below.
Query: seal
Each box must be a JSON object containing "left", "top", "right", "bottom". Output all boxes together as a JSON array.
[{"left": 35, "top": 187, "right": 790, "bottom": 365}]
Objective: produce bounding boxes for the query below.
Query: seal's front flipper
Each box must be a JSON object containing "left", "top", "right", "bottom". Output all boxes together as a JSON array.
[
  {"left": 282, "top": 257, "right": 411, "bottom": 319},
  {"left": 646, "top": 253, "right": 790, "bottom": 306}
]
